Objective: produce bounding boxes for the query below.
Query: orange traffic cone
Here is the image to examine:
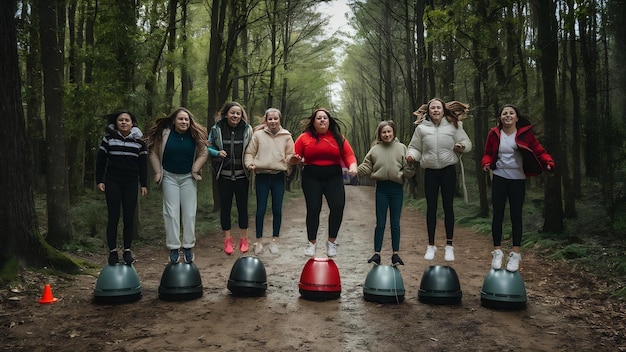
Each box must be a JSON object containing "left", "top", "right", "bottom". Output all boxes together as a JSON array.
[{"left": 38, "top": 284, "right": 59, "bottom": 304}]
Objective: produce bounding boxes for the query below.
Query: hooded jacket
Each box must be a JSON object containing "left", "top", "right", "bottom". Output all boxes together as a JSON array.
[
  {"left": 407, "top": 117, "right": 472, "bottom": 170},
  {"left": 244, "top": 126, "right": 294, "bottom": 173},
  {"left": 481, "top": 124, "right": 554, "bottom": 177}
]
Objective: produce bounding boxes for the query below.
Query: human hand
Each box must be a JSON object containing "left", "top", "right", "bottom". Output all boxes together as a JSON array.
[
  {"left": 348, "top": 164, "right": 357, "bottom": 178},
  {"left": 248, "top": 164, "right": 256, "bottom": 171},
  {"left": 154, "top": 173, "right": 162, "bottom": 184},
  {"left": 289, "top": 154, "right": 302, "bottom": 164},
  {"left": 218, "top": 150, "right": 227, "bottom": 158},
  {"left": 192, "top": 172, "right": 202, "bottom": 181},
  {"left": 454, "top": 143, "right": 465, "bottom": 152},
  {"left": 97, "top": 183, "right": 105, "bottom": 192},
  {"left": 482, "top": 164, "right": 491, "bottom": 172},
  {"left": 141, "top": 187, "right": 148, "bottom": 196},
  {"left": 406, "top": 155, "right": 414, "bottom": 163}
]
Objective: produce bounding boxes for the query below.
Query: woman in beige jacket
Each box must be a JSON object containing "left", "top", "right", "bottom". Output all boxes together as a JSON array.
[
  {"left": 244, "top": 108, "right": 294, "bottom": 255},
  {"left": 145, "top": 107, "right": 208, "bottom": 264}
]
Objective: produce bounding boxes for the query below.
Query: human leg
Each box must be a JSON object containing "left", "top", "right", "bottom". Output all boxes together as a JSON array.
[
  {"left": 269, "top": 172, "right": 286, "bottom": 237},
  {"left": 180, "top": 174, "right": 197, "bottom": 262},
  {"left": 301, "top": 166, "right": 324, "bottom": 243},
  {"left": 255, "top": 174, "right": 271, "bottom": 240},
  {"left": 162, "top": 171, "right": 182, "bottom": 250}
]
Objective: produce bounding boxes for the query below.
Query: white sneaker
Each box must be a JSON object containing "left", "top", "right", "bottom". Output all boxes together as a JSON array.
[
  {"left": 254, "top": 242, "right": 263, "bottom": 255},
  {"left": 268, "top": 240, "right": 279, "bottom": 254},
  {"left": 327, "top": 241, "right": 338, "bottom": 257},
  {"left": 491, "top": 249, "right": 504, "bottom": 270},
  {"left": 305, "top": 242, "right": 316, "bottom": 257},
  {"left": 424, "top": 245, "right": 437, "bottom": 260},
  {"left": 444, "top": 245, "right": 455, "bottom": 261},
  {"left": 506, "top": 252, "right": 521, "bottom": 272}
]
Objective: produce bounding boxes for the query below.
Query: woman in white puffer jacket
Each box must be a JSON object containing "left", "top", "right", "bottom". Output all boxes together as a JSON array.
[{"left": 406, "top": 98, "right": 472, "bottom": 263}]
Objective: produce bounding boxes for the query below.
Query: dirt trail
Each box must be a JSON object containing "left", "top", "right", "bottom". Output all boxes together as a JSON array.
[{"left": 1, "top": 185, "right": 624, "bottom": 351}]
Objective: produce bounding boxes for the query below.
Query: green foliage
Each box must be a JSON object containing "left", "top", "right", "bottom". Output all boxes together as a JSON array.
[
  {"left": 0, "top": 257, "right": 19, "bottom": 282},
  {"left": 550, "top": 243, "right": 590, "bottom": 260}
]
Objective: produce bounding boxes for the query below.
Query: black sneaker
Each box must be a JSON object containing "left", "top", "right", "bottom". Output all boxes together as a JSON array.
[
  {"left": 391, "top": 253, "right": 404, "bottom": 266},
  {"left": 367, "top": 253, "right": 381, "bottom": 265},
  {"left": 184, "top": 248, "right": 194, "bottom": 263},
  {"left": 122, "top": 250, "right": 135, "bottom": 265},
  {"left": 170, "top": 249, "right": 180, "bottom": 263},
  {"left": 108, "top": 251, "right": 119, "bottom": 266}
]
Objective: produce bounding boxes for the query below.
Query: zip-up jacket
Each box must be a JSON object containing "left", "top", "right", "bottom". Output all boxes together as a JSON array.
[{"left": 481, "top": 124, "right": 554, "bottom": 176}]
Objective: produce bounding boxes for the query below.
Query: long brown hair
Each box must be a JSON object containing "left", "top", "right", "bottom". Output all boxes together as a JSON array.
[{"left": 145, "top": 107, "right": 208, "bottom": 151}]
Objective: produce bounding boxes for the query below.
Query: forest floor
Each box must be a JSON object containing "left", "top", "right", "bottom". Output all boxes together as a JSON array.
[{"left": 1, "top": 185, "right": 625, "bottom": 351}]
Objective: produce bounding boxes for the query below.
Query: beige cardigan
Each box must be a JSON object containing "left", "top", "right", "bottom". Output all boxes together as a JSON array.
[{"left": 149, "top": 128, "right": 208, "bottom": 181}]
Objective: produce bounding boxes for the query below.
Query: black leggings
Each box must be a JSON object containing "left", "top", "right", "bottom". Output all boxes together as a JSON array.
[
  {"left": 424, "top": 165, "right": 456, "bottom": 245},
  {"left": 301, "top": 164, "right": 345, "bottom": 242},
  {"left": 491, "top": 174, "right": 525, "bottom": 247},
  {"left": 105, "top": 178, "right": 138, "bottom": 251},
  {"left": 218, "top": 177, "right": 249, "bottom": 230}
]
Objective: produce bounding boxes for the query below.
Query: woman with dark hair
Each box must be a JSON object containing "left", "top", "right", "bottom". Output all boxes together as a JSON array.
[
  {"left": 290, "top": 107, "right": 357, "bottom": 257},
  {"left": 482, "top": 104, "right": 554, "bottom": 272},
  {"left": 145, "top": 107, "right": 208, "bottom": 264},
  {"left": 208, "top": 102, "right": 253, "bottom": 255},
  {"left": 407, "top": 98, "right": 472, "bottom": 262},
  {"left": 96, "top": 110, "right": 148, "bottom": 266}
]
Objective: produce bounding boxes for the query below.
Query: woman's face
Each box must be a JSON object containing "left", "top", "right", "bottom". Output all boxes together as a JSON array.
[
  {"left": 428, "top": 100, "right": 444, "bottom": 124},
  {"left": 265, "top": 111, "right": 281, "bottom": 133},
  {"left": 313, "top": 111, "right": 329, "bottom": 134},
  {"left": 226, "top": 106, "right": 243, "bottom": 127},
  {"left": 379, "top": 125, "right": 394, "bottom": 143},
  {"left": 500, "top": 107, "right": 518, "bottom": 129},
  {"left": 174, "top": 110, "right": 190, "bottom": 134},
  {"left": 116, "top": 113, "right": 133, "bottom": 136}
]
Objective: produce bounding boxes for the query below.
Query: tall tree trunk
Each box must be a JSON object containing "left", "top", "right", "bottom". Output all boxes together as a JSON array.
[
  {"left": 25, "top": 0, "right": 45, "bottom": 193},
  {"left": 566, "top": 0, "right": 582, "bottom": 198},
  {"left": 165, "top": 0, "right": 178, "bottom": 111},
  {"left": 180, "top": 0, "right": 190, "bottom": 107},
  {"left": 532, "top": 0, "right": 564, "bottom": 233},
  {"left": 579, "top": 2, "right": 600, "bottom": 178},
  {"left": 1, "top": 0, "right": 78, "bottom": 272},
  {"left": 39, "top": 0, "right": 73, "bottom": 247}
]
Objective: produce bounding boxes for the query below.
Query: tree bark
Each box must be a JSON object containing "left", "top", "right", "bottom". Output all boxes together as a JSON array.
[
  {"left": 531, "top": 0, "right": 564, "bottom": 233},
  {"left": 39, "top": 0, "right": 73, "bottom": 247},
  {"left": 1, "top": 0, "right": 79, "bottom": 272}
]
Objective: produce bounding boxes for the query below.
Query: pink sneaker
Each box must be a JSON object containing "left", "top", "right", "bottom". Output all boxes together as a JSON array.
[
  {"left": 239, "top": 238, "right": 249, "bottom": 253},
  {"left": 224, "top": 237, "right": 234, "bottom": 255}
]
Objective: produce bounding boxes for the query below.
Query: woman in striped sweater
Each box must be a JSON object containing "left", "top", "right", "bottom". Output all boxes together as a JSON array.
[{"left": 96, "top": 111, "right": 148, "bottom": 266}]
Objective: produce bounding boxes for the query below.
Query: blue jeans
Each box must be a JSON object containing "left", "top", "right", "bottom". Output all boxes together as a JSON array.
[
  {"left": 255, "top": 172, "right": 286, "bottom": 239},
  {"left": 374, "top": 181, "right": 404, "bottom": 252}
]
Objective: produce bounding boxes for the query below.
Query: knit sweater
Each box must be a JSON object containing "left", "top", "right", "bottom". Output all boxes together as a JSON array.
[
  {"left": 293, "top": 131, "right": 357, "bottom": 167},
  {"left": 95, "top": 124, "right": 148, "bottom": 186},
  {"left": 244, "top": 126, "right": 294, "bottom": 173},
  {"left": 358, "top": 139, "right": 412, "bottom": 185}
]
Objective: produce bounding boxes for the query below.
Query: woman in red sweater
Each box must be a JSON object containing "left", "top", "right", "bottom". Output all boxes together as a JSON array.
[
  {"left": 482, "top": 104, "right": 554, "bottom": 272},
  {"left": 290, "top": 108, "right": 357, "bottom": 257}
]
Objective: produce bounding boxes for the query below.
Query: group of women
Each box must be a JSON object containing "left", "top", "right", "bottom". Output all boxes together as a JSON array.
[{"left": 95, "top": 98, "right": 553, "bottom": 273}]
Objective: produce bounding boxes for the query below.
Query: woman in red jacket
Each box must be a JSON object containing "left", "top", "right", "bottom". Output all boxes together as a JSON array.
[
  {"left": 290, "top": 108, "right": 357, "bottom": 257},
  {"left": 482, "top": 104, "right": 554, "bottom": 272}
]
